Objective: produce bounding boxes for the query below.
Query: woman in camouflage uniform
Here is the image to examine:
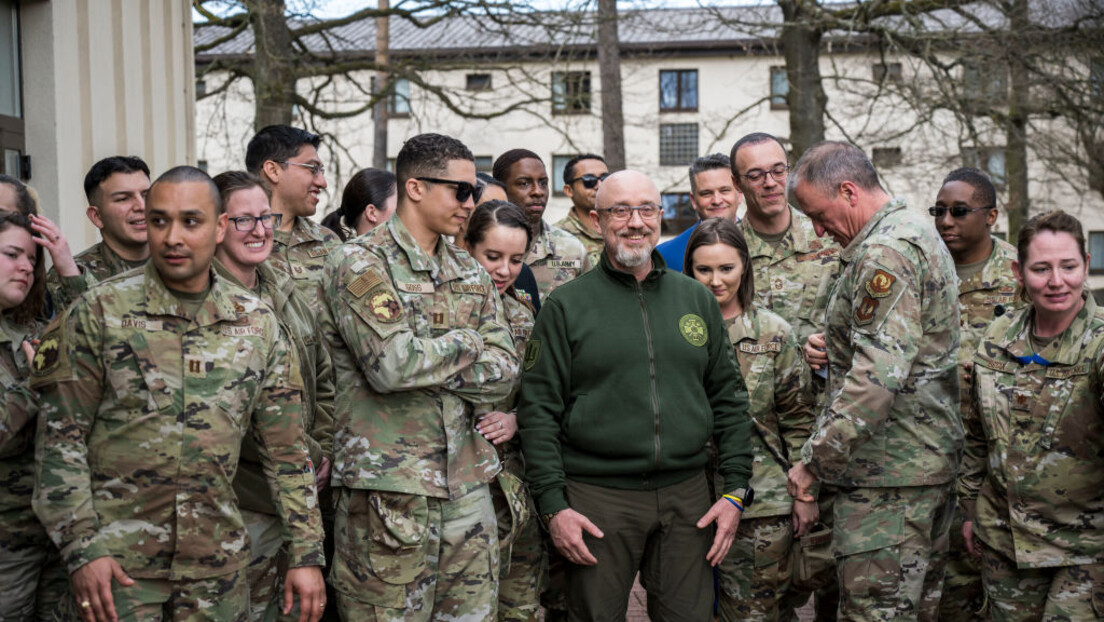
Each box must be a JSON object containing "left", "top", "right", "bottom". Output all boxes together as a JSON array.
[
  {"left": 463, "top": 199, "right": 545, "bottom": 621},
  {"left": 959, "top": 211, "right": 1104, "bottom": 621},
  {"left": 685, "top": 218, "right": 817, "bottom": 622}
]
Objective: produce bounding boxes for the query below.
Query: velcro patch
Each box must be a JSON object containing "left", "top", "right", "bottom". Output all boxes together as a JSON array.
[
  {"left": 523, "top": 340, "right": 541, "bottom": 371},
  {"left": 739, "top": 341, "right": 782, "bottom": 354},
  {"left": 222, "top": 326, "right": 265, "bottom": 337},
  {"left": 865, "top": 269, "right": 896, "bottom": 298},
  {"left": 32, "top": 334, "right": 62, "bottom": 377},
  {"left": 367, "top": 289, "right": 403, "bottom": 323},
  {"left": 855, "top": 296, "right": 879, "bottom": 325},
  {"left": 450, "top": 283, "right": 484, "bottom": 294},
  {"left": 547, "top": 260, "right": 581, "bottom": 269},
  {"left": 119, "top": 318, "right": 163, "bottom": 331},
  {"left": 347, "top": 272, "right": 384, "bottom": 299},
  {"left": 308, "top": 247, "right": 330, "bottom": 258},
  {"left": 396, "top": 281, "right": 434, "bottom": 294}
]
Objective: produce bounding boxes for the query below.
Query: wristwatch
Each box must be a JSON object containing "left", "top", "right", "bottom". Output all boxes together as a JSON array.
[
  {"left": 540, "top": 510, "right": 562, "bottom": 528},
  {"left": 729, "top": 487, "right": 755, "bottom": 508}
]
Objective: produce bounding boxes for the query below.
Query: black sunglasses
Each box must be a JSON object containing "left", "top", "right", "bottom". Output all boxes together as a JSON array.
[
  {"left": 568, "top": 173, "right": 611, "bottom": 189},
  {"left": 928, "top": 205, "right": 992, "bottom": 218},
  {"left": 416, "top": 177, "right": 484, "bottom": 204}
]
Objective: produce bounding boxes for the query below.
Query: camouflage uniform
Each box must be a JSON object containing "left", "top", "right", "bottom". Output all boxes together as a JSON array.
[
  {"left": 271, "top": 215, "right": 341, "bottom": 315},
  {"left": 959, "top": 295, "right": 1104, "bottom": 621},
  {"left": 0, "top": 314, "right": 66, "bottom": 620},
  {"left": 321, "top": 216, "right": 519, "bottom": 621},
  {"left": 800, "top": 198, "right": 962, "bottom": 621},
  {"left": 489, "top": 292, "right": 544, "bottom": 621},
  {"left": 717, "top": 306, "right": 814, "bottom": 622},
  {"left": 215, "top": 259, "right": 336, "bottom": 622},
  {"left": 526, "top": 220, "right": 590, "bottom": 298},
  {"left": 30, "top": 263, "right": 325, "bottom": 617},
  {"left": 45, "top": 240, "right": 147, "bottom": 314},
  {"left": 554, "top": 210, "right": 602, "bottom": 273},
  {"left": 940, "top": 236, "right": 1019, "bottom": 622}
]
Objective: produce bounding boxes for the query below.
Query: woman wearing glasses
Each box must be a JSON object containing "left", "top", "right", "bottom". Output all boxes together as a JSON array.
[
  {"left": 212, "top": 170, "right": 336, "bottom": 621},
  {"left": 959, "top": 211, "right": 1104, "bottom": 621},
  {"left": 462, "top": 199, "right": 546, "bottom": 621},
  {"left": 684, "top": 218, "right": 816, "bottom": 621}
]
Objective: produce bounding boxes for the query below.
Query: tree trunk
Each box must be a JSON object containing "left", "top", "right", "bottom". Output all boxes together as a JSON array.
[
  {"left": 373, "top": 0, "right": 390, "bottom": 169},
  {"left": 1004, "top": 0, "right": 1030, "bottom": 242},
  {"left": 596, "top": 0, "right": 626, "bottom": 171},
  {"left": 246, "top": 0, "right": 296, "bottom": 129},
  {"left": 779, "top": 0, "right": 827, "bottom": 160}
]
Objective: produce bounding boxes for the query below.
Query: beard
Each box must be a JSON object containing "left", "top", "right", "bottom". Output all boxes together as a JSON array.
[{"left": 612, "top": 227, "right": 655, "bottom": 268}]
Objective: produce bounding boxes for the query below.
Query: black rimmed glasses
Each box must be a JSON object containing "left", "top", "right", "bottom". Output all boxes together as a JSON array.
[
  {"left": 228, "top": 213, "right": 283, "bottom": 232},
  {"left": 568, "top": 172, "right": 611, "bottom": 189},
  {"left": 739, "top": 164, "right": 789, "bottom": 184},
  {"left": 597, "top": 203, "right": 662, "bottom": 221},
  {"left": 928, "top": 205, "right": 993, "bottom": 218},
  {"left": 417, "top": 177, "right": 484, "bottom": 204},
  {"left": 279, "top": 161, "right": 325, "bottom": 176}
]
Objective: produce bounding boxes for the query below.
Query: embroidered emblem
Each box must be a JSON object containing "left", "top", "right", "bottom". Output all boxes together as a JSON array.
[
  {"left": 450, "top": 283, "right": 485, "bottom": 294},
  {"left": 396, "top": 281, "right": 434, "bottom": 294},
  {"left": 368, "top": 290, "right": 403, "bottom": 323},
  {"left": 865, "top": 269, "right": 896, "bottom": 298},
  {"left": 679, "top": 314, "right": 708, "bottom": 347},
  {"left": 739, "top": 342, "right": 782, "bottom": 354},
  {"left": 855, "top": 296, "right": 879, "bottom": 325},
  {"left": 347, "top": 271, "right": 384, "bottom": 299},
  {"left": 32, "top": 335, "right": 61, "bottom": 375},
  {"left": 523, "top": 340, "right": 541, "bottom": 371}
]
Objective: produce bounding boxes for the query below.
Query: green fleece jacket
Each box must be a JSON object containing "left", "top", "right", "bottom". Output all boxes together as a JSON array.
[{"left": 517, "top": 250, "right": 752, "bottom": 516}]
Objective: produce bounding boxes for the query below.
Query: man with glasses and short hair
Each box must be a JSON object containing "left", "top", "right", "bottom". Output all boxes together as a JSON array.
[
  {"left": 656, "top": 153, "right": 743, "bottom": 272},
  {"left": 322, "top": 133, "right": 518, "bottom": 620},
  {"left": 555, "top": 153, "right": 609, "bottom": 271},
  {"left": 518, "top": 169, "right": 752, "bottom": 621},
  {"left": 493, "top": 149, "right": 589, "bottom": 297},
  {"left": 931, "top": 167, "right": 1019, "bottom": 622},
  {"left": 246, "top": 125, "right": 340, "bottom": 313}
]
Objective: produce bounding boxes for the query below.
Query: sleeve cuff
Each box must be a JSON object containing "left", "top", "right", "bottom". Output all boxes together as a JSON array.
[
  {"left": 286, "top": 542, "right": 327, "bottom": 568},
  {"left": 536, "top": 488, "right": 569, "bottom": 516},
  {"left": 63, "top": 537, "right": 114, "bottom": 575}
]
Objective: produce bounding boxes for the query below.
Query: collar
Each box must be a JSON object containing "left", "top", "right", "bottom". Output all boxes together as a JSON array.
[
  {"left": 276, "top": 215, "right": 330, "bottom": 247},
  {"left": 563, "top": 210, "right": 602, "bottom": 240},
  {"left": 1003, "top": 294, "right": 1097, "bottom": 366},
  {"left": 839, "top": 197, "right": 908, "bottom": 263},
  {"left": 142, "top": 262, "right": 240, "bottom": 326},
  {"left": 598, "top": 248, "right": 667, "bottom": 289},
  {"left": 387, "top": 216, "right": 467, "bottom": 283},
  {"left": 744, "top": 207, "right": 820, "bottom": 258}
]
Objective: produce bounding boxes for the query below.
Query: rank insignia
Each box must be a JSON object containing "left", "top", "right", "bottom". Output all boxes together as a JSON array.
[
  {"left": 32, "top": 335, "right": 61, "bottom": 375},
  {"left": 855, "top": 296, "right": 878, "bottom": 325},
  {"left": 368, "top": 290, "right": 403, "bottom": 323},
  {"left": 679, "top": 314, "right": 708, "bottom": 347},
  {"left": 865, "top": 269, "right": 896, "bottom": 298}
]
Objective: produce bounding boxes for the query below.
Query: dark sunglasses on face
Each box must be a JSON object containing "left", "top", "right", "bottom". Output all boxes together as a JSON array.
[
  {"left": 928, "top": 205, "right": 992, "bottom": 218},
  {"left": 569, "top": 173, "right": 611, "bottom": 190},
  {"left": 416, "top": 177, "right": 484, "bottom": 204}
]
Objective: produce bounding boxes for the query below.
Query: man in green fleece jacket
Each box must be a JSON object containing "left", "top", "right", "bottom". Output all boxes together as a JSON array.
[{"left": 517, "top": 170, "right": 753, "bottom": 621}]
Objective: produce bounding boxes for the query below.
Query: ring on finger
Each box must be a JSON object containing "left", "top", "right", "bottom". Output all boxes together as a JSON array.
[{"left": 80, "top": 600, "right": 92, "bottom": 609}]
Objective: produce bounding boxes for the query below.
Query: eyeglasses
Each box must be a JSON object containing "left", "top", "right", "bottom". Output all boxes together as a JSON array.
[
  {"left": 228, "top": 213, "right": 283, "bottom": 232},
  {"left": 927, "top": 205, "right": 992, "bottom": 218},
  {"left": 279, "top": 161, "right": 325, "bottom": 176},
  {"left": 417, "top": 177, "right": 483, "bottom": 204},
  {"left": 568, "top": 173, "right": 611, "bottom": 189},
  {"left": 597, "top": 203, "right": 662, "bottom": 221},
  {"left": 739, "top": 164, "right": 789, "bottom": 184}
]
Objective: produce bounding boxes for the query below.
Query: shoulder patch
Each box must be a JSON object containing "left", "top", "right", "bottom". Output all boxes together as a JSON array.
[
  {"left": 523, "top": 339, "right": 541, "bottom": 371},
  {"left": 865, "top": 269, "right": 896, "bottom": 298},
  {"left": 855, "top": 296, "right": 879, "bottom": 326},
  {"left": 367, "top": 289, "right": 403, "bottom": 323},
  {"left": 32, "top": 333, "right": 62, "bottom": 376},
  {"left": 347, "top": 271, "right": 384, "bottom": 299},
  {"left": 679, "top": 314, "right": 708, "bottom": 347}
]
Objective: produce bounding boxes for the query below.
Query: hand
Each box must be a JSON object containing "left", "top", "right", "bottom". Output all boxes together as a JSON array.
[
  {"left": 803, "top": 333, "right": 828, "bottom": 370},
  {"left": 70, "top": 556, "right": 134, "bottom": 622},
  {"left": 21, "top": 339, "right": 37, "bottom": 368},
  {"left": 963, "top": 361, "right": 974, "bottom": 386},
  {"left": 787, "top": 462, "right": 817, "bottom": 503},
  {"left": 962, "top": 520, "right": 981, "bottom": 559},
  {"left": 283, "top": 566, "right": 326, "bottom": 622},
  {"left": 792, "top": 499, "right": 819, "bottom": 538},
  {"left": 314, "top": 456, "right": 332, "bottom": 489},
  {"left": 697, "top": 497, "right": 742, "bottom": 566},
  {"left": 29, "top": 214, "right": 80, "bottom": 277},
  {"left": 476, "top": 411, "right": 517, "bottom": 445},
  {"left": 549, "top": 509, "right": 603, "bottom": 566}
]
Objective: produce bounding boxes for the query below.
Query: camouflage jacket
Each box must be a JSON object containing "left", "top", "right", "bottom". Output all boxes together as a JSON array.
[
  {"left": 527, "top": 220, "right": 591, "bottom": 298},
  {"left": 492, "top": 291, "right": 535, "bottom": 478},
  {"left": 554, "top": 210, "right": 603, "bottom": 273},
  {"left": 271, "top": 216, "right": 341, "bottom": 315},
  {"left": 0, "top": 314, "right": 37, "bottom": 455},
  {"left": 956, "top": 237, "right": 1019, "bottom": 415},
  {"left": 741, "top": 207, "right": 840, "bottom": 347},
  {"left": 727, "top": 306, "right": 813, "bottom": 519},
  {"left": 959, "top": 295, "right": 1104, "bottom": 568},
  {"left": 30, "top": 263, "right": 324, "bottom": 579},
  {"left": 216, "top": 259, "right": 336, "bottom": 516},
  {"left": 45, "top": 241, "right": 147, "bottom": 314},
  {"left": 801, "top": 199, "right": 962, "bottom": 487},
  {"left": 322, "top": 216, "right": 518, "bottom": 500}
]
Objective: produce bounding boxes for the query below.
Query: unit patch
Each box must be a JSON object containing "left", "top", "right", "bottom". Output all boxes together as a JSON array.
[
  {"left": 679, "top": 314, "right": 708, "bottom": 347},
  {"left": 368, "top": 290, "right": 403, "bottom": 323},
  {"left": 523, "top": 340, "right": 541, "bottom": 371},
  {"left": 865, "top": 269, "right": 896, "bottom": 298},
  {"left": 855, "top": 296, "right": 879, "bottom": 325},
  {"left": 32, "top": 335, "right": 61, "bottom": 376}
]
